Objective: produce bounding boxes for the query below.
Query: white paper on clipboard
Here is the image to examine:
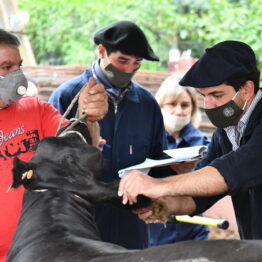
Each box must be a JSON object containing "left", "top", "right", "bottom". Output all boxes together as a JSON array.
[
  {"left": 163, "top": 145, "right": 207, "bottom": 161},
  {"left": 118, "top": 145, "right": 207, "bottom": 178},
  {"left": 118, "top": 158, "right": 178, "bottom": 178}
]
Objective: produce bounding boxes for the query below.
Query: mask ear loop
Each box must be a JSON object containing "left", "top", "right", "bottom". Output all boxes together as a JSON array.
[
  {"left": 242, "top": 100, "right": 248, "bottom": 110},
  {"left": 232, "top": 91, "right": 239, "bottom": 100},
  {"left": 233, "top": 89, "right": 248, "bottom": 111}
]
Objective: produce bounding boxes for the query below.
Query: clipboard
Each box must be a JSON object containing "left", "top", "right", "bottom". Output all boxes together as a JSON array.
[{"left": 118, "top": 145, "right": 207, "bottom": 178}]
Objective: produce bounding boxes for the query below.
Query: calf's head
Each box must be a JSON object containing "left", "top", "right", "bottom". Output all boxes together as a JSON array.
[
  {"left": 10, "top": 121, "right": 154, "bottom": 213},
  {"left": 10, "top": 122, "right": 103, "bottom": 197}
]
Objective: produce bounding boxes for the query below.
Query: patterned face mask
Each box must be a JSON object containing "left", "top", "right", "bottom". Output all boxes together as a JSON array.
[
  {"left": 205, "top": 91, "right": 247, "bottom": 128},
  {"left": 104, "top": 63, "right": 135, "bottom": 88},
  {"left": 0, "top": 69, "right": 28, "bottom": 106}
]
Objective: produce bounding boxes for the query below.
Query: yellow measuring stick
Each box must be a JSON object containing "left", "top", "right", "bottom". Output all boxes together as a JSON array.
[{"left": 169, "top": 215, "right": 229, "bottom": 230}]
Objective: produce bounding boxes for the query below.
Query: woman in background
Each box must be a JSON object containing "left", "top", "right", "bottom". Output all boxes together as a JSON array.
[
  {"left": 156, "top": 75, "right": 209, "bottom": 150},
  {"left": 149, "top": 75, "right": 210, "bottom": 246}
]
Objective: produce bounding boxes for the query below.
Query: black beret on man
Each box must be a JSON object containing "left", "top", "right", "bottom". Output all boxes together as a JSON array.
[
  {"left": 179, "top": 40, "right": 257, "bottom": 88},
  {"left": 94, "top": 20, "right": 159, "bottom": 61}
]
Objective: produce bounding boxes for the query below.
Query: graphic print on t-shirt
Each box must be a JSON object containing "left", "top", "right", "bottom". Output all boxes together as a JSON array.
[{"left": 0, "top": 126, "right": 40, "bottom": 162}]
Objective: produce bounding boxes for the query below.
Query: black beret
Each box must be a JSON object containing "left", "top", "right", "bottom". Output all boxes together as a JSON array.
[
  {"left": 179, "top": 40, "right": 257, "bottom": 88},
  {"left": 94, "top": 20, "right": 159, "bottom": 61}
]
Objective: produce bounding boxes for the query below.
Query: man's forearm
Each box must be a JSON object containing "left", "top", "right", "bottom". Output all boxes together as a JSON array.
[
  {"left": 118, "top": 166, "right": 228, "bottom": 206},
  {"left": 163, "top": 196, "right": 197, "bottom": 215},
  {"left": 161, "top": 166, "right": 228, "bottom": 197}
]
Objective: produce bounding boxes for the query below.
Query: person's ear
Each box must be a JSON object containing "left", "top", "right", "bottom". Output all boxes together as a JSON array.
[
  {"left": 98, "top": 44, "right": 107, "bottom": 59},
  {"left": 240, "top": 80, "right": 255, "bottom": 101}
]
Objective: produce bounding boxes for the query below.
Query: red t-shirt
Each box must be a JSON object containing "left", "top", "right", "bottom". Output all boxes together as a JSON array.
[{"left": 0, "top": 96, "right": 68, "bottom": 261}]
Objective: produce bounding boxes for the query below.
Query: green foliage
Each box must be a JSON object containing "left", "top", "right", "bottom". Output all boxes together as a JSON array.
[{"left": 18, "top": 0, "right": 262, "bottom": 72}]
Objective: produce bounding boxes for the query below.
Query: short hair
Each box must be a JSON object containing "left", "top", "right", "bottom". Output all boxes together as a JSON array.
[
  {"left": 225, "top": 68, "right": 261, "bottom": 93},
  {"left": 155, "top": 75, "right": 201, "bottom": 128},
  {"left": 0, "top": 29, "right": 20, "bottom": 47},
  {"left": 104, "top": 44, "right": 118, "bottom": 56},
  {"left": 104, "top": 44, "right": 141, "bottom": 58}
]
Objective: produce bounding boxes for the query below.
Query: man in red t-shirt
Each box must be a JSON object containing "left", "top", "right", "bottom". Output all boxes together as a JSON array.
[{"left": 0, "top": 29, "right": 107, "bottom": 261}]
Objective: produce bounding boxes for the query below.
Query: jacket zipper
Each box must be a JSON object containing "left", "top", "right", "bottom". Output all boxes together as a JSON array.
[{"left": 114, "top": 102, "right": 118, "bottom": 114}]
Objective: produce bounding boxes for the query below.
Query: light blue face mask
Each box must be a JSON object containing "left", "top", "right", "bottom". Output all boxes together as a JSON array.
[{"left": 0, "top": 69, "right": 28, "bottom": 106}]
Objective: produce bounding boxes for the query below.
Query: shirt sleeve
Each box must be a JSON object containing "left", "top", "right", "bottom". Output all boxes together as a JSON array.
[
  {"left": 49, "top": 87, "right": 73, "bottom": 116},
  {"left": 149, "top": 101, "right": 168, "bottom": 159},
  {"left": 38, "top": 99, "right": 69, "bottom": 137},
  {"left": 194, "top": 131, "right": 220, "bottom": 170},
  {"left": 49, "top": 76, "right": 86, "bottom": 119},
  {"left": 191, "top": 130, "right": 228, "bottom": 213},
  {"left": 209, "top": 121, "right": 262, "bottom": 194},
  {"left": 192, "top": 194, "right": 227, "bottom": 215}
]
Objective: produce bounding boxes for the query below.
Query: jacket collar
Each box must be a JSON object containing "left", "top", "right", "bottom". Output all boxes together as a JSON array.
[
  {"left": 217, "top": 91, "right": 262, "bottom": 139},
  {"left": 166, "top": 124, "right": 196, "bottom": 148},
  {"left": 243, "top": 93, "right": 262, "bottom": 137}
]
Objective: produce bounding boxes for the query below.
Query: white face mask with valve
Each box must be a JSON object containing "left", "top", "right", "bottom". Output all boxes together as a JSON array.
[
  {"left": 0, "top": 69, "right": 28, "bottom": 106},
  {"left": 161, "top": 109, "right": 191, "bottom": 134}
]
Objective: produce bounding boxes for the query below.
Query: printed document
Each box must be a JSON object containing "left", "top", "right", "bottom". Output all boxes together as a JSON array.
[{"left": 118, "top": 145, "right": 207, "bottom": 177}]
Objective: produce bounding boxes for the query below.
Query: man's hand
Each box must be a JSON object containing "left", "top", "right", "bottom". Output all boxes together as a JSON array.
[
  {"left": 170, "top": 159, "right": 199, "bottom": 174},
  {"left": 133, "top": 196, "right": 197, "bottom": 222},
  {"left": 118, "top": 170, "right": 165, "bottom": 205},
  {"left": 133, "top": 208, "right": 153, "bottom": 221},
  {"left": 78, "top": 77, "right": 108, "bottom": 122}
]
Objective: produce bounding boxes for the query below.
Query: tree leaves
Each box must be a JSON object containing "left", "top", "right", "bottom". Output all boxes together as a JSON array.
[{"left": 18, "top": 0, "right": 262, "bottom": 72}]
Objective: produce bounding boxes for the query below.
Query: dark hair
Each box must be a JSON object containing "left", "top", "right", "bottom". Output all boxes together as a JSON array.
[
  {"left": 104, "top": 44, "right": 119, "bottom": 56},
  {"left": 225, "top": 68, "right": 261, "bottom": 93},
  {"left": 0, "top": 29, "right": 20, "bottom": 47}
]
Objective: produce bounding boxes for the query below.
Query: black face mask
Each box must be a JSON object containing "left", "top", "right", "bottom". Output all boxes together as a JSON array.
[{"left": 205, "top": 92, "right": 246, "bottom": 128}]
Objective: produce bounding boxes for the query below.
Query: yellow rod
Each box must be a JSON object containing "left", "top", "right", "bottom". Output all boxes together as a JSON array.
[{"left": 170, "top": 215, "right": 229, "bottom": 230}]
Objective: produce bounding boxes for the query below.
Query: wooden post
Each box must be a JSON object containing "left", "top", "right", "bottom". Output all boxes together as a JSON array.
[{"left": 0, "top": 0, "right": 36, "bottom": 66}]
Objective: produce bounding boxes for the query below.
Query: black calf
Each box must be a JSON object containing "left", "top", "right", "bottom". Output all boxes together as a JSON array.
[{"left": 7, "top": 122, "right": 262, "bottom": 262}]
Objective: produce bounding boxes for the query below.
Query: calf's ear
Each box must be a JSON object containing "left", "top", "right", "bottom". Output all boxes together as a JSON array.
[{"left": 11, "top": 157, "right": 36, "bottom": 189}]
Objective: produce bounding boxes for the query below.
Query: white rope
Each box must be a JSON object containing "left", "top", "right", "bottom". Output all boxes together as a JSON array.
[
  {"left": 58, "top": 130, "right": 88, "bottom": 144},
  {"left": 55, "top": 84, "right": 90, "bottom": 137}
]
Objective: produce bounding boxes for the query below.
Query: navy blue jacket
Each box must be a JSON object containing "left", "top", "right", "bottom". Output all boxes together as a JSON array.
[
  {"left": 194, "top": 96, "right": 262, "bottom": 239},
  {"left": 149, "top": 124, "right": 210, "bottom": 246},
  {"left": 49, "top": 67, "right": 167, "bottom": 249},
  {"left": 166, "top": 123, "right": 210, "bottom": 149}
]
